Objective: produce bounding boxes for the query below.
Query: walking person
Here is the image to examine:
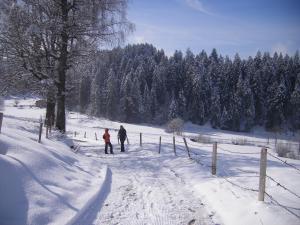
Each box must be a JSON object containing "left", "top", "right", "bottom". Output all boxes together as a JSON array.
[
  {"left": 118, "top": 125, "right": 127, "bottom": 152},
  {"left": 103, "top": 128, "right": 113, "bottom": 154}
]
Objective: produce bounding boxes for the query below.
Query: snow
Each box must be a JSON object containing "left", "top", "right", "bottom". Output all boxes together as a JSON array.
[
  {"left": 0, "top": 99, "right": 108, "bottom": 225},
  {"left": 1, "top": 98, "right": 300, "bottom": 225}
]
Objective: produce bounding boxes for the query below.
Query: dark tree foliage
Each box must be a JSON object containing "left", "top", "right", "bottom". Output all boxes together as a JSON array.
[{"left": 51, "top": 44, "right": 300, "bottom": 131}]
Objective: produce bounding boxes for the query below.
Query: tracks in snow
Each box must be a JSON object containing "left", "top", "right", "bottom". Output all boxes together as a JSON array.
[{"left": 78, "top": 144, "right": 215, "bottom": 225}]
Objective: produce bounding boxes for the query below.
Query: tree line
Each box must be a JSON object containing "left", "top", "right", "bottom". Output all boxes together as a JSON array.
[{"left": 74, "top": 44, "right": 300, "bottom": 132}]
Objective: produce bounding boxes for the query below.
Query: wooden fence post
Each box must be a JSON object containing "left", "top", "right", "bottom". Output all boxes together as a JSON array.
[
  {"left": 38, "top": 122, "right": 43, "bottom": 143},
  {"left": 183, "top": 137, "right": 191, "bottom": 158},
  {"left": 74, "top": 131, "right": 77, "bottom": 137},
  {"left": 95, "top": 132, "right": 98, "bottom": 140},
  {"left": 212, "top": 142, "right": 217, "bottom": 175},
  {"left": 84, "top": 131, "right": 86, "bottom": 138},
  {"left": 0, "top": 112, "right": 3, "bottom": 133},
  {"left": 159, "top": 136, "right": 161, "bottom": 154},
  {"left": 258, "top": 147, "right": 267, "bottom": 201},
  {"left": 173, "top": 136, "right": 176, "bottom": 156},
  {"left": 140, "top": 133, "right": 142, "bottom": 147},
  {"left": 267, "top": 137, "right": 269, "bottom": 145},
  {"left": 127, "top": 137, "right": 129, "bottom": 144}
]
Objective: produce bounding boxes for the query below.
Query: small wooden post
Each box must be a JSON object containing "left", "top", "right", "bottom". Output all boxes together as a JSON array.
[
  {"left": 38, "top": 122, "right": 43, "bottom": 143},
  {"left": 173, "top": 136, "right": 176, "bottom": 156},
  {"left": 267, "top": 137, "right": 269, "bottom": 145},
  {"left": 118, "top": 138, "right": 120, "bottom": 144},
  {"left": 95, "top": 132, "right": 98, "bottom": 140},
  {"left": 127, "top": 137, "right": 129, "bottom": 144},
  {"left": 0, "top": 112, "right": 3, "bottom": 134},
  {"left": 258, "top": 147, "right": 267, "bottom": 201},
  {"left": 275, "top": 133, "right": 277, "bottom": 148},
  {"left": 140, "top": 133, "right": 142, "bottom": 147},
  {"left": 74, "top": 131, "right": 77, "bottom": 137},
  {"left": 159, "top": 136, "right": 161, "bottom": 154},
  {"left": 183, "top": 137, "right": 191, "bottom": 158},
  {"left": 212, "top": 142, "right": 217, "bottom": 175},
  {"left": 84, "top": 131, "right": 86, "bottom": 138}
]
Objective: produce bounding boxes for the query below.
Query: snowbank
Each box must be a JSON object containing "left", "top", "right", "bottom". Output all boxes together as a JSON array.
[{"left": 0, "top": 99, "right": 108, "bottom": 225}]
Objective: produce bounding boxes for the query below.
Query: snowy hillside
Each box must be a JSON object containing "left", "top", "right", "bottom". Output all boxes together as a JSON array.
[
  {"left": 0, "top": 99, "right": 108, "bottom": 225},
  {"left": 1, "top": 98, "right": 300, "bottom": 225}
]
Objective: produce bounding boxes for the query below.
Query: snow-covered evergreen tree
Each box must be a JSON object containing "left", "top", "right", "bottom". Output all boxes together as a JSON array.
[
  {"left": 210, "top": 87, "right": 221, "bottom": 128},
  {"left": 290, "top": 73, "right": 300, "bottom": 129},
  {"left": 168, "top": 95, "right": 179, "bottom": 121},
  {"left": 106, "top": 68, "right": 120, "bottom": 120},
  {"left": 79, "top": 76, "right": 91, "bottom": 113}
]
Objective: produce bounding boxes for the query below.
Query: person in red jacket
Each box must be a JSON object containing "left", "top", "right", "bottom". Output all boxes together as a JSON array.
[{"left": 103, "top": 128, "right": 113, "bottom": 154}]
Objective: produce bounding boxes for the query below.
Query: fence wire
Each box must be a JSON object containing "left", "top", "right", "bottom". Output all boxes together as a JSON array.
[
  {"left": 218, "top": 146, "right": 260, "bottom": 155},
  {"left": 265, "top": 192, "right": 300, "bottom": 219},
  {"left": 267, "top": 152, "right": 300, "bottom": 173},
  {"left": 266, "top": 174, "right": 300, "bottom": 199}
]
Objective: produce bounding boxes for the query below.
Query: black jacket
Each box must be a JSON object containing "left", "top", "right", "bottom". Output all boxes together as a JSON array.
[{"left": 118, "top": 128, "right": 127, "bottom": 141}]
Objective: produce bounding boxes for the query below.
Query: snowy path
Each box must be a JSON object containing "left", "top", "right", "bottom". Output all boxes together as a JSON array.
[{"left": 76, "top": 144, "right": 214, "bottom": 225}]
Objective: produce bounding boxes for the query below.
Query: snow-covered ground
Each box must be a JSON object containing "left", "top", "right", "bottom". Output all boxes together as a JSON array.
[{"left": 1, "top": 98, "right": 300, "bottom": 225}]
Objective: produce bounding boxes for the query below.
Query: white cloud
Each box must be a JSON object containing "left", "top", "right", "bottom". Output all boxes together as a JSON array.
[{"left": 184, "top": 0, "right": 212, "bottom": 15}]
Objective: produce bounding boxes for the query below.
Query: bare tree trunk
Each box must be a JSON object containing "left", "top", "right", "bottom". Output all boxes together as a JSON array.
[
  {"left": 46, "top": 92, "right": 55, "bottom": 126},
  {"left": 56, "top": 91, "right": 65, "bottom": 132},
  {"left": 55, "top": 0, "right": 68, "bottom": 133}
]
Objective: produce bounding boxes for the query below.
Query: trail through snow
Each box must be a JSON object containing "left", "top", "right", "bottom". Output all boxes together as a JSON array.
[{"left": 74, "top": 144, "right": 214, "bottom": 225}]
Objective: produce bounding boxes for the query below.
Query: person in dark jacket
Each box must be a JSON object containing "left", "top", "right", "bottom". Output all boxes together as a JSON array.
[
  {"left": 103, "top": 128, "right": 113, "bottom": 154},
  {"left": 118, "top": 125, "right": 127, "bottom": 152}
]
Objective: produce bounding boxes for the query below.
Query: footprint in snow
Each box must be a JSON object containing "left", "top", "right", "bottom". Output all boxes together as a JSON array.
[
  {"left": 188, "top": 219, "right": 196, "bottom": 225},
  {"left": 188, "top": 208, "right": 196, "bottom": 213}
]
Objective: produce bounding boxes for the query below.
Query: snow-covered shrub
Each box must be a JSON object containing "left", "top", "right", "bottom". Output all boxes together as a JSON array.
[
  {"left": 165, "top": 118, "right": 184, "bottom": 135},
  {"left": 196, "top": 134, "right": 212, "bottom": 144},
  {"left": 232, "top": 138, "right": 248, "bottom": 145},
  {"left": 276, "top": 142, "right": 300, "bottom": 159},
  {"left": 276, "top": 142, "right": 292, "bottom": 158},
  {"left": 14, "top": 99, "right": 20, "bottom": 107}
]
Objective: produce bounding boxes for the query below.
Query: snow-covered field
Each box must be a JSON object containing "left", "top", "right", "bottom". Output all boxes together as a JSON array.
[{"left": 1, "top": 98, "right": 300, "bottom": 225}]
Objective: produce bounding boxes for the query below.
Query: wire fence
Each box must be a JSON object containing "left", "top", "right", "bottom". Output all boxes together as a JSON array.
[
  {"left": 66, "top": 128, "right": 300, "bottom": 219},
  {"left": 267, "top": 152, "right": 300, "bottom": 173}
]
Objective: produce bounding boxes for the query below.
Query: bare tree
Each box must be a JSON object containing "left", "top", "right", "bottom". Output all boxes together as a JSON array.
[{"left": 0, "top": 0, "right": 133, "bottom": 132}]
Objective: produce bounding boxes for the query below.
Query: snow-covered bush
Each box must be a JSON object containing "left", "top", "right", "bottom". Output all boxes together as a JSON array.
[
  {"left": 14, "top": 99, "right": 19, "bottom": 107},
  {"left": 232, "top": 138, "right": 248, "bottom": 145},
  {"left": 196, "top": 134, "right": 212, "bottom": 144},
  {"left": 165, "top": 118, "right": 184, "bottom": 135},
  {"left": 276, "top": 142, "right": 292, "bottom": 158}
]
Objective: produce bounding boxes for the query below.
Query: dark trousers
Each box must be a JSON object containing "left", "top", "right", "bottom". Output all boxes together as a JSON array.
[
  {"left": 105, "top": 142, "right": 113, "bottom": 154},
  {"left": 120, "top": 139, "right": 125, "bottom": 152}
]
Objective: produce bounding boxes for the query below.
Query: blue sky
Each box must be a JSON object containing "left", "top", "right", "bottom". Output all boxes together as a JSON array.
[{"left": 125, "top": 0, "right": 300, "bottom": 58}]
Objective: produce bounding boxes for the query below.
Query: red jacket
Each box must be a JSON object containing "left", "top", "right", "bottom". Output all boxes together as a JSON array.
[{"left": 103, "top": 130, "right": 110, "bottom": 143}]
